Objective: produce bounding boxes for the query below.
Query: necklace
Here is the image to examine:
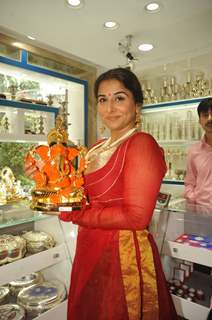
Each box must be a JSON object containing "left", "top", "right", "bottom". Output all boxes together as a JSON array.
[{"left": 85, "top": 127, "right": 137, "bottom": 165}]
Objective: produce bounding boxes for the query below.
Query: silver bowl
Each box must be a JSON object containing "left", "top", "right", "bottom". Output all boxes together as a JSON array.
[
  {"left": 9, "top": 272, "right": 44, "bottom": 296},
  {"left": 0, "top": 235, "right": 26, "bottom": 265},
  {"left": 21, "top": 231, "right": 55, "bottom": 254}
]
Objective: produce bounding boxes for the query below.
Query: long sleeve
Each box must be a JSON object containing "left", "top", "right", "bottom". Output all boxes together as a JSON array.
[
  {"left": 62, "top": 134, "right": 166, "bottom": 230},
  {"left": 184, "top": 149, "right": 197, "bottom": 202},
  {"left": 60, "top": 211, "right": 73, "bottom": 222}
]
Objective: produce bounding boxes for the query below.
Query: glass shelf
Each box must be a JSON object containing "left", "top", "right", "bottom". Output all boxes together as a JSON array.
[
  {"left": 143, "top": 96, "right": 212, "bottom": 109},
  {"left": 0, "top": 58, "right": 87, "bottom": 145},
  {"left": 158, "top": 140, "right": 199, "bottom": 146},
  {"left": 154, "top": 198, "right": 212, "bottom": 320},
  {"left": 142, "top": 97, "right": 209, "bottom": 186},
  {"left": 172, "top": 270, "right": 211, "bottom": 308},
  {"left": 0, "top": 200, "right": 50, "bottom": 229},
  {"left": 168, "top": 198, "right": 212, "bottom": 215},
  {"left": 0, "top": 98, "right": 57, "bottom": 142},
  {"left": 163, "top": 179, "right": 184, "bottom": 185}
]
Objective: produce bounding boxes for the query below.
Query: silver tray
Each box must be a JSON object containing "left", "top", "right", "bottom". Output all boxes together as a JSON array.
[
  {"left": 0, "top": 304, "right": 25, "bottom": 320},
  {"left": 22, "top": 231, "right": 55, "bottom": 254},
  {"left": 17, "top": 280, "right": 66, "bottom": 317},
  {"left": 9, "top": 272, "right": 44, "bottom": 296}
]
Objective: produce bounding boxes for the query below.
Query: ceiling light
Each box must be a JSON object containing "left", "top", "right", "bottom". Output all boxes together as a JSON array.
[
  {"left": 138, "top": 43, "right": 154, "bottom": 52},
  {"left": 66, "top": 0, "right": 84, "bottom": 8},
  {"left": 12, "top": 42, "right": 23, "bottom": 48},
  {"left": 145, "top": 2, "right": 160, "bottom": 12},
  {"left": 27, "top": 35, "right": 36, "bottom": 40},
  {"left": 103, "top": 21, "right": 119, "bottom": 30}
]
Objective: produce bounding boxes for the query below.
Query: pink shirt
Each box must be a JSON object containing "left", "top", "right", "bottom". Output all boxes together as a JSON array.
[{"left": 184, "top": 136, "right": 212, "bottom": 206}]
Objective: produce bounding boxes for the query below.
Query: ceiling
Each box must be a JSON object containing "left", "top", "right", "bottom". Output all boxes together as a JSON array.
[{"left": 0, "top": 0, "right": 212, "bottom": 77}]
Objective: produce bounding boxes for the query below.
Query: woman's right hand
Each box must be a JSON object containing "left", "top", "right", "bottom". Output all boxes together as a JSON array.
[
  {"left": 24, "top": 163, "right": 37, "bottom": 178},
  {"left": 24, "top": 159, "right": 45, "bottom": 178}
]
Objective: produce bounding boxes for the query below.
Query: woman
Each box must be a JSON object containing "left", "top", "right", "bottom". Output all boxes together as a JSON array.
[
  {"left": 25, "top": 68, "right": 177, "bottom": 319},
  {"left": 59, "top": 68, "right": 178, "bottom": 320}
]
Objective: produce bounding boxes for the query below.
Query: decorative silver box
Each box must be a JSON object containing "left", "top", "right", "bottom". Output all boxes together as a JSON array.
[
  {"left": 17, "top": 280, "right": 66, "bottom": 317},
  {"left": 9, "top": 272, "right": 44, "bottom": 296},
  {"left": 0, "top": 235, "right": 26, "bottom": 265},
  {"left": 21, "top": 231, "right": 55, "bottom": 254},
  {"left": 0, "top": 286, "right": 10, "bottom": 304},
  {"left": 0, "top": 304, "right": 25, "bottom": 320}
]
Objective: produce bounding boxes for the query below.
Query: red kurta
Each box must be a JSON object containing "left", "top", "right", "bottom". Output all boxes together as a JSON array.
[{"left": 60, "top": 132, "right": 178, "bottom": 320}]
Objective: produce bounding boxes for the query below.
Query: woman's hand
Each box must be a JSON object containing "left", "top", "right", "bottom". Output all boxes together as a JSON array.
[
  {"left": 25, "top": 164, "right": 37, "bottom": 178},
  {"left": 25, "top": 159, "right": 45, "bottom": 178}
]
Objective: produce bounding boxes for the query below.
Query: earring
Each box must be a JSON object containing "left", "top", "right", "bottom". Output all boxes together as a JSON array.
[
  {"left": 135, "top": 111, "right": 141, "bottom": 128},
  {"left": 100, "top": 124, "right": 106, "bottom": 134}
]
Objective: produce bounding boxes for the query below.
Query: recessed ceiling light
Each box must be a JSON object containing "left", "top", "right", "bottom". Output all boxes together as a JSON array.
[
  {"left": 103, "top": 21, "right": 119, "bottom": 30},
  {"left": 12, "top": 42, "right": 23, "bottom": 48},
  {"left": 138, "top": 43, "right": 154, "bottom": 52},
  {"left": 145, "top": 2, "right": 160, "bottom": 12},
  {"left": 66, "top": 0, "right": 84, "bottom": 8},
  {"left": 27, "top": 35, "right": 36, "bottom": 40}
]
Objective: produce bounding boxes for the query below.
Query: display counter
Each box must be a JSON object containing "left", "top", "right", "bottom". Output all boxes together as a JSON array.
[
  {"left": 152, "top": 199, "right": 212, "bottom": 320},
  {"left": 0, "top": 202, "right": 77, "bottom": 319}
]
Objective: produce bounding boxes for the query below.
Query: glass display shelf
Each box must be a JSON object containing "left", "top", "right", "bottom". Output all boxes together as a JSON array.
[
  {"left": 0, "top": 51, "right": 86, "bottom": 319},
  {"left": 153, "top": 199, "right": 212, "bottom": 319},
  {"left": 143, "top": 96, "right": 212, "bottom": 109},
  {"left": 157, "top": 139, "right": 199, "bottom": 146},
  {"left": 142, "top": 102, "right": 202, "bottom": 144},
  {"left": 0, "top": 212, "right": 70, "bottom": 320},
  {"left": 0, "top": 98, "right": 57, "bottom": 142},
  {"left": 172, "top": 269, "right": 211, "bottom": 308},
  {"left": 142, "top": 97, "right": 212, "bottom": 185},
  {"left": 0, "top": 56, "right": 87, "bottom": 145},
  {"left": 168, "top": 199, "right": 212, "bottom": 214},
  {"left": 159, "top": 200, "right": 212, "bottom": 267},
  {"left": 0, "top": 201, "right": 50, "bottom": 229}
]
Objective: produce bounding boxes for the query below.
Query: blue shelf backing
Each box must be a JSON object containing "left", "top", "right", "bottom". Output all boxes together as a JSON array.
[{"left": 0, "top": 98, "right": 59, "bottom": 116}]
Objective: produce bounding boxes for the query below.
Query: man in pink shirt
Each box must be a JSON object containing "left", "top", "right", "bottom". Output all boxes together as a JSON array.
[{"left": 184, "top": 98, "right": 212, "bottom": 206}]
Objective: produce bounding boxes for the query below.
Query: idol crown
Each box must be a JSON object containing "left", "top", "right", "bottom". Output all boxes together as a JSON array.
[{"left": 47, "top": 115, "right": 68, "bottom": 146}]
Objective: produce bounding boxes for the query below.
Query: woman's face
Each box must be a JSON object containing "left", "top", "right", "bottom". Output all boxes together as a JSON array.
[{"left": 97, "top": 79, "right": 138, "bottom": 135}]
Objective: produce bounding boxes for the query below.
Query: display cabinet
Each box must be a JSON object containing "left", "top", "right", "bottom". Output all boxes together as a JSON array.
[
  {"left": 153, "top": 200, "right": 212, "bottom": 320},
  {"left": 0, "top": 98, "right": 57, "bottom": 142},
  {"left": 0, "top": 49, "right": 87, "bottom": 145},
  {"left": 0, "top": 203, "right": 76, "bottom": 319},
  {"left": 142, "top": 97, "right": 211, "bottom": 187},
  {"left": 0, "top": 41, "right": 86, "bottom": 319}
]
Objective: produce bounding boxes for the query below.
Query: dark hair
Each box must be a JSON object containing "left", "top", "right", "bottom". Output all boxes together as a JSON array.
[
  {"left": 94, "top": 67, "right": 143, "bottom": 106},
  {"left": 197, "top": 98, "right": 212, "bottom": 117}
]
